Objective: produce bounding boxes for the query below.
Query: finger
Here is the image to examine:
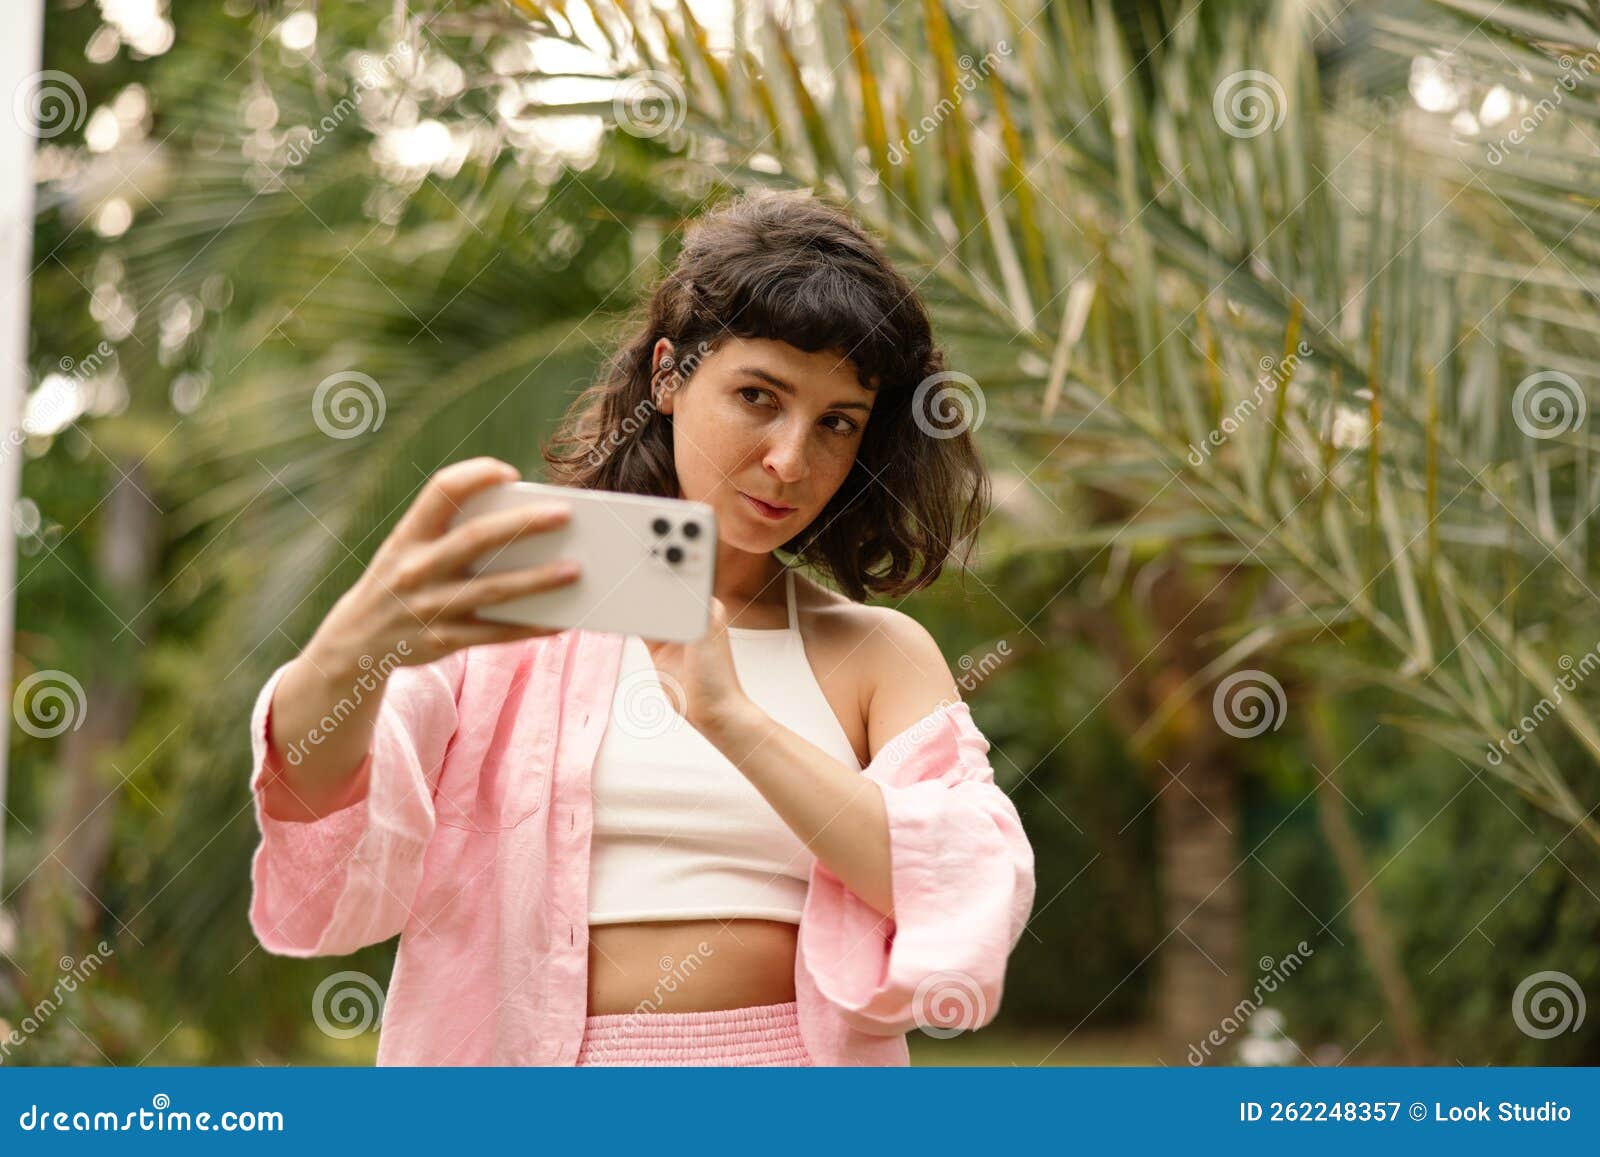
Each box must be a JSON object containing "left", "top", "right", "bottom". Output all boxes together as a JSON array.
[
  {"left": 393, "top": 457, "right": 520, "bottom": 544},
  {"left": 412, "top": 500, "right": 572, "bottom": 583},
  {"left": 425, "top": 618, "right": 569, "bottom": 653},
  {"left": 422, "top": 558, "right": 582, "bottom": 620}
]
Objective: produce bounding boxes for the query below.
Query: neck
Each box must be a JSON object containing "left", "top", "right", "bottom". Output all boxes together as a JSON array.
[{"left": 713, "top": 542, "right": 787, "bottom": 611}]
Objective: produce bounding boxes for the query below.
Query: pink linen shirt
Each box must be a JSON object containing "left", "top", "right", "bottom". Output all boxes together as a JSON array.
[{"left": 246, "top": 626, "right": 1036, "bottom": 1065}]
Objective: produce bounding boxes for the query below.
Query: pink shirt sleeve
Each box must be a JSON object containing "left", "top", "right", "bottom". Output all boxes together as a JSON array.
[
  {"left": 798, "top": 701, "right": 1036, "bottom": 1036},
  {"left": 246, "top": 651, "right": 466, "bottom": 957}
]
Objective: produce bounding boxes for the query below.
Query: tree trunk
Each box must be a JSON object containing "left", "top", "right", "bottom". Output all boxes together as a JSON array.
[
  {"left": 1153, "top": 749, "right": 1243, "bottom": 1062},
  {"left": 20, "top": 458, "right": 158, "bottom": 957}
]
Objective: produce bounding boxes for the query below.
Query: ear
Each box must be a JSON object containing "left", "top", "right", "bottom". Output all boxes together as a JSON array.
[{"left": 652, "top": 337, "right": 677, "bottom": 413}]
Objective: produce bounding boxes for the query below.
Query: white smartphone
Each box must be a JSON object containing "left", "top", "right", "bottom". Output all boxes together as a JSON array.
[{"left": 448, "top": 481, "right": 717, "bottom": 642}]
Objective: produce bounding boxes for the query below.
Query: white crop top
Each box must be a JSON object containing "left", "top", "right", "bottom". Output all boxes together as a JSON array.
[{"left": 587, "top": 568, "right": 864, "bottom": 926}]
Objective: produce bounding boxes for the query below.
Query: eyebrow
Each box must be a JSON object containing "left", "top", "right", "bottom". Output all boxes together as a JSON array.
[{"left": 733, "top": 366, "right": 875, "bottom": 413}]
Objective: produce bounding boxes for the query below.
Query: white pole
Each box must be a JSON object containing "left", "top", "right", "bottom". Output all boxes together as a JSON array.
[{"left": 0, "top": 0, "right": 45, "bottom": 914}]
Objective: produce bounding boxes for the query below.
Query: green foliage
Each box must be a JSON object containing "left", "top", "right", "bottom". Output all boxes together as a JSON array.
[
  {"left": 9, "top": 0, "right": 1600, "bottom": 1064},
  {"left": 1244, "top": 695, "right": 1600, "bottom": 1064}
]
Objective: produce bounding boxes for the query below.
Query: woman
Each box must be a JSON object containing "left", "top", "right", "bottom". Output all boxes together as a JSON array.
[{"left": 247, "top": 188, "right": 1036, "bottom": 1066}]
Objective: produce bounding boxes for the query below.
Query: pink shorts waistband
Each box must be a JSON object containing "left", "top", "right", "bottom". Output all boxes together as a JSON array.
[{"left": 576, "top": 999, "right": 812, "bottom": 1066}]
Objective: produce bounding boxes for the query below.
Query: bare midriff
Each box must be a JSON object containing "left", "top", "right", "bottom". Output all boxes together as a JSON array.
[{"left": 586, "top": 918, "right": 798, "bottom": 1015}]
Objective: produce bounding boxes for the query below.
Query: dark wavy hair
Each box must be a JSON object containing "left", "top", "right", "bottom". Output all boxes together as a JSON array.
[{"left": 542, "top": 187, "right": 989, "bottom": 602}]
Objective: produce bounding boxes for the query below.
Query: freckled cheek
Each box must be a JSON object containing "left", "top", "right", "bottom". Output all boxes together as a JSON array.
[
  {"left": 679, "top": 407, "right": 756, "bottom": 473},
  {"left": 803, "top": 445, "right": 858, "bottom": 503}
]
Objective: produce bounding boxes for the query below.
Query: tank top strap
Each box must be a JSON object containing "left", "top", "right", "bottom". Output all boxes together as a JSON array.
[{"left": 784, "top": 568, "right": 799, "bottom": 633}]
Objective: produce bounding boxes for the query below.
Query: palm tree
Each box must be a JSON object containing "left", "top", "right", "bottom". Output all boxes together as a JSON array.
[{"left": 492, "top": 0, "right": 1600, "bottom": 1057}]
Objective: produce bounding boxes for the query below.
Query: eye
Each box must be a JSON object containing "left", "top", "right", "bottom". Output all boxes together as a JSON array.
[{"left": 738, "top": 385, "right": 859, "bottom": 436}]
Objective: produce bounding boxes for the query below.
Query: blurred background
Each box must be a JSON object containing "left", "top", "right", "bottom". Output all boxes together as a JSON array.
[{"left": 2, "top": 0, "right": 1598, "bottom": 1066}]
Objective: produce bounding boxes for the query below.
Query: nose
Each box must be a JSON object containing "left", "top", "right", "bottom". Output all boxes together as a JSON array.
[{"left": 762, "top": 420, "right": 810, "bottom": 485}]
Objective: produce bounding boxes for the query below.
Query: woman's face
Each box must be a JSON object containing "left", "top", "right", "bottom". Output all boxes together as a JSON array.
[{"left": 655, "top": 336, "right": 876, "bottom": 553}]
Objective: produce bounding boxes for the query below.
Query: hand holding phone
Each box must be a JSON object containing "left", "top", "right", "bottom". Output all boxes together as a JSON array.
[
  {"left": 448, "top": 479, "right": 718, "bottom": 642},
  {"left": 304, "top": 458, "right": 584, "bottom": 674}
]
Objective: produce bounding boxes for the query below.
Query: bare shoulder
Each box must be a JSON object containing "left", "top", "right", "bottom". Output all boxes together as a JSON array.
[{"left": 794, "top": 576, "right": 960, "bottom": 754}]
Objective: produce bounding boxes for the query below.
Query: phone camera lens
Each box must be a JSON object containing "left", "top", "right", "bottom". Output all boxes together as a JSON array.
[
  {"left": 682, "top": 521, "right": 700, "bottom": 539},
  {"left": 665, "top": 545, "right": 684, "bottom": 564},
  {"left": 651, "top": 517, "right": 670, "bottom": 535}
]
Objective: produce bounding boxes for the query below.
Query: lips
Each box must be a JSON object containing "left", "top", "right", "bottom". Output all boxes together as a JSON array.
[{"left": 740, "top": 491, "right": 796, "bottom": 520}]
